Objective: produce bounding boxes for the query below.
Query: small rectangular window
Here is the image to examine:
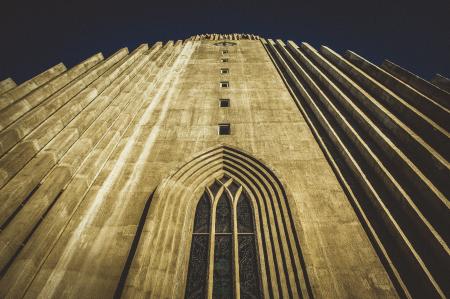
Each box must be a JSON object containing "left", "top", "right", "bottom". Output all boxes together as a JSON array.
[
  {"left": 221, "top": 58, "right": 229, "bottom": 63},
  {"left": 220, "top": 81, "right": 229, "bottom": 88},
  {"left": 218, "top": 123, "right": 231, "bottom": 135},
  {"left": 219, "top": 99, "right": 230, "bottom": 107},
  {"left": 222, "top": 50, "right": 228, "bottom": 54},
  {"left": 220, "top": 68, "right": 229, "bottom": 74}
]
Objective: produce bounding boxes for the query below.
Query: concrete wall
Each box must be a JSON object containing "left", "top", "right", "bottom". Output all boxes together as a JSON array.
[{"left": 0, "top": 34, "right": 446, "bottom": 298}]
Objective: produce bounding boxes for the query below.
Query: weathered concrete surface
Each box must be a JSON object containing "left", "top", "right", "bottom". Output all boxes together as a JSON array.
[
  {"left": 0, "top": 63, "right": 67, "bottom": 110},
  {"left": 0, "top": 34, "right": 446, "bottom": 298},
  {"left": 0, "top": 78, "right": 16, "bottom": 96}
]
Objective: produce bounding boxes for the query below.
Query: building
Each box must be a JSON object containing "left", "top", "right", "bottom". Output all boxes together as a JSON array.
[{"left": 0, "top": 33, "right": 448, "bottom": 298}]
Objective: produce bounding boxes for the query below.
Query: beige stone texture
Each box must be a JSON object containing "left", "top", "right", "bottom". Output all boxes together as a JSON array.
[{"left": 0, "top": 34, "right": 447, "bottom": 298}]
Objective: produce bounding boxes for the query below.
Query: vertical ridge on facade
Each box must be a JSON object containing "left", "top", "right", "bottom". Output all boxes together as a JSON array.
[
  {"left": 380, "top": 59, "right": 450, "bottom": 107},
  {"left": 0, "top": 44, "right": 149, "bottom": 227},
  {"left": 0, "top": 43, "right": 164, "bottom": 278},
  {"left": 0, "top": 48, "right": 128, "bottom": 160},
  {"left": 323, "top": 48, "right": 449, "bottom": 154},
  {"left": 0, "top": 40, "right": 187, "bottom": 298},
  {"left": 263, "top": 37, "right": 448, "bottom": 298},
  {"left": 344, "top": 51, "right": 449, "bottom": 113},
  {"left": 0, "top": 54, "right": 104, "bottom": 132},
  {"left": 0, "top": 63, "right": 67, "bottom": 110}
]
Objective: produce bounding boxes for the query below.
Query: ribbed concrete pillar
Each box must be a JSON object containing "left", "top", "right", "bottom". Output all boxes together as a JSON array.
[
  {"left": 381, "top": 60, "right": 450, "bottom": 107},
  {"left": 0, "top": 44, "right": 166, "bottom": 293},
  {"left": 325, "top": 49, "right": 449, "bottom": 138},
  {"left": 346, "top": 52, "right": 449, "bottom": 112},
  {"left": 0, "top": 63, "right": 67, "bottom": 110},
  {"left": 0, "top": 53, "right": 104, "bottom": 132}
]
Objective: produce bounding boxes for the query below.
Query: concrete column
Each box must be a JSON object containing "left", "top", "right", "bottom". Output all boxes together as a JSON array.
[
  {"left": 381, "top": 60, "right": 450, "bottom": 107},
  {"left": 345, "top": 52, "right": 449, "bottom": 113},
  {"left": 0, "top": 48, "right": 128, "bottom": 158},
  {"left": 0, "top": 46, "right": 146, "bottom": 193},
  {"left": 268, "top": 38, "right": 446, "bottom": 298},
  {"left": 0, "top": 53, "right": 104, "bottom": 132},
  {"left": 318, "top": 45, "right": 449, "bottom": 182},
  {"left": 0, "top": 43, "right": 163, "bottom": 282},
  {"left": 0, "top": 63, "right": 67, "bottom": 110},
  {"left": 265, "top": 39, "right": 407, "bottom": 298},
  {"left": 0, "top": 41, "right": 188, "bottom": 299}
]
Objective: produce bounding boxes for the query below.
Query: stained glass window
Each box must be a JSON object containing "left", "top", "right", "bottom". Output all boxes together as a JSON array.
[
  {"left": 219, "top": 175, "right": 230, "bottom": 184},
  {"left": 212, "top": 235, "right": 233, "bottom": 298},
  {"left": 215, "top": 193, "right": 232, "bottom": 233},
  {"left": 185, "top": 194, "right": 211, "bottom": 299},
  {"left": 209, "top": 180, "right": 221, "bottom": 197},
  {"left": 237, "top": 193, "right": 262, "bottom": 298},
  {"left": 227, "top": 180, "right": 240, "bottom": 196},
  {"left": 194, "top": 193, "right": 211, "bottom": 233},
  {"left": 213, "top": 192, "right": 234, "bottom": 298},
  {"left": 186, "top": 178, "right": 261, "bottom": 299},
  {"left": 237, "top": 193, "right": 254, "bottom": 233}
]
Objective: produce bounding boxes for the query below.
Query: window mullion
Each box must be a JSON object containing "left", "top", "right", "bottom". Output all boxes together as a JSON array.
[
  {"left": 207, "top": 190, "right": 216, "bottom": 299},
  {"left": 233, "top": 185, "right": 241, "bottom": 299}
]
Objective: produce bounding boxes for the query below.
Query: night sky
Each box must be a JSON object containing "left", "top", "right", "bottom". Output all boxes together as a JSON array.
[{"left": 1, "top": 0, "right": 449, "bottom": 84}]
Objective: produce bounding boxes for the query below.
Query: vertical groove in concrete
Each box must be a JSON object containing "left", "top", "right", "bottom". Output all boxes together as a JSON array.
[
  {"left": 288, "top": 41, "right": 448, "bottom": 233},
  {"left": 296, "top": 42, "right": 449, "bottom": 232},
  {"left": 0, "top": 63, "right": 67, "bottom": 110},
  {"left": 0, "top": 49, "right": 130, "bottom": 195},
  {"left": 23, "top": 40, "right": 183, "bottom": 298},
  {"left": 381, "top": 59, "right": 450, "bottom": 108}
]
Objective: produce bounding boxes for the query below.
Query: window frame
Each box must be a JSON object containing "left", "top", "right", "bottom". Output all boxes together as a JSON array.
[
  {"left": 218, "top": 123, "right": 231, "bottom": 135},
  {"left": 185, "top": 177, "right": 263, "bottom": 299},
  {"left": 219, "top": 98, "right": 230, "bottom": 108}
]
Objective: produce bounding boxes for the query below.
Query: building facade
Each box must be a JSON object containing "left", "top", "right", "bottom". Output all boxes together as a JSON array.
[{"left": 0, "top": 34, "right": 448, "bottom": 298}]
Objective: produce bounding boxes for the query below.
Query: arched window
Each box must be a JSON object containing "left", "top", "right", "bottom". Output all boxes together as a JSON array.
[
  {"left": 185, "top": 176, "right": 262, "bottom": 299},
  {"left": 212, "top": 193, "right": 233, "bottom": 298},
  {"left": 185, "top": 193, "right": 211, "bottom": 299},
  {"left": 237, "top": 193, "right": 261, "bottom": 299}
]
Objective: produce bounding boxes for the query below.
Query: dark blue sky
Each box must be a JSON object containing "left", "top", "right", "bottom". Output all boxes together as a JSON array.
[{"left": 1, "top": 0, "right": 449, "bottom": 83}]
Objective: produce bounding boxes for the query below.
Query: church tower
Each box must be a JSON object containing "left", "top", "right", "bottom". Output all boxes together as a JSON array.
[{"left": 0, "top": 34, "right": 448, "bottom": 298}]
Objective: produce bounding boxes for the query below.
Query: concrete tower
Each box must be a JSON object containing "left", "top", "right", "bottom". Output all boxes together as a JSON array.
[{"left": 0, "top": 34, "right": 448, "bottom": 298}]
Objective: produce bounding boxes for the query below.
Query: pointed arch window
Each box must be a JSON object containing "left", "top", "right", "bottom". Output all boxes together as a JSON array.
[
  {"left": 185, "top": 176, "right": 262, "bottom": 299},
  {"left": 185, "top": 194, "right": 211, "bottom": 299}
]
